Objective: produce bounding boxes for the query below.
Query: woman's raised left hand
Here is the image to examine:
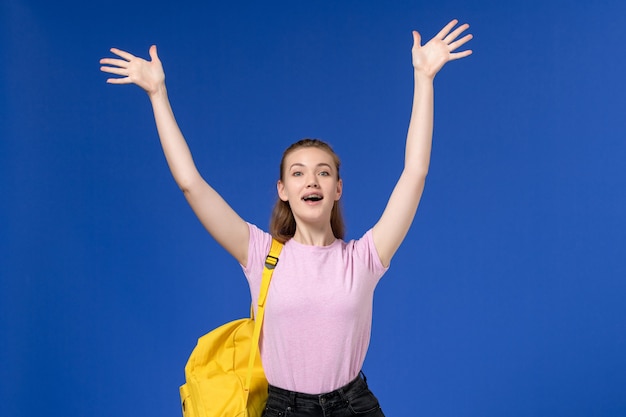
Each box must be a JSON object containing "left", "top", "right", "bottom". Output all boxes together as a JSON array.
[{"left": 412, "top": 19, "right": 473, "bottom": 79}]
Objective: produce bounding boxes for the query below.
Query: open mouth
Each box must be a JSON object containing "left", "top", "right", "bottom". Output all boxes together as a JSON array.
[{"left": 302, "top": 194, "right": 323, "bottom": 202}]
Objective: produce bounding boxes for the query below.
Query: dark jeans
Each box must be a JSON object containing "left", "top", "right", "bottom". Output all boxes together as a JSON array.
[{"left": 262, "top": 373, "right": 385, "bottom": 417}]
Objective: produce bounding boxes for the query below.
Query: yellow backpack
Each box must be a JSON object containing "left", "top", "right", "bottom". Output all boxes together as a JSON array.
[{"left": 179, "top": 239, "right": 283, "bottom": 417}]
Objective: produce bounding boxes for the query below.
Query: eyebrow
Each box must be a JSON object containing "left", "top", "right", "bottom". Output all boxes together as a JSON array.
[{"left": 289, "top": 162, "right": 333, "bottom": 170}]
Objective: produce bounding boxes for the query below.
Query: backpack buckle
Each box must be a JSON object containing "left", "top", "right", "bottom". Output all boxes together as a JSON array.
[{"left": 264, "top": 255, "right": 279, "bottom": 269}]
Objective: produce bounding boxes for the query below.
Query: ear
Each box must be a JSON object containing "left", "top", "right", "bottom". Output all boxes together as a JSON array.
[
  {"left": 277, "top": 180, "right": 289, "bottom": 202},
  {"left": 335, "top": 178, "right": 343, "bottom": 201}
]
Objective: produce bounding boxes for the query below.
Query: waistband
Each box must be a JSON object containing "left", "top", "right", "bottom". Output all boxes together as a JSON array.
[{"left": 267, "top": 372, "right": 368, "bottom": 405}]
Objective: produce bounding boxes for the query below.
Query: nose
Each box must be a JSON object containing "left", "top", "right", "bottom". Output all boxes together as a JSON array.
[{"left": 306, "top": 176, "right": 319, "bottom": 188}]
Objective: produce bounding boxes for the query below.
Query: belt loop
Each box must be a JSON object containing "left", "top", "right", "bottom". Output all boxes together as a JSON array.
[
  {"left": 337, "top": 386, "right": 348, "bottom": 402},
  {"left": 289, "top": 391, "right": 296, "bottom": 407}
]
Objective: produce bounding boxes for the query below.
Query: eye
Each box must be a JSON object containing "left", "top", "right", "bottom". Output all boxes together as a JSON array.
[
  {"left": 292, "top": 171, "right": 303, "bottom": 177},
  {"left": 319, "top": 171, "right": 330, "bottom": 177}
]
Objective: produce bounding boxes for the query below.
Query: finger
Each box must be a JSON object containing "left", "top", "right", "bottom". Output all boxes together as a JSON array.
[
  {"left": 435, "top": 19, "right": 458, "bottom": 40},
  {"left": 449, "top": 49, "right": 473, "bottom": 60},
  {"left": 106, "top": 77, "right": 132, "bottom": 84},
  {"left": 412, "top": 30, "right": 421, "bottom": 48},
  {"left": 109, "top": 47, "right": 135, "bottom": 61},
  {"left": 100, "top": 65, "right": 127, "bottom": 76},
  {"left": 443, "top": 23, "right": 470, "bottom": 44},
  {"left": 149, "top": 45, "right": 159, "bottom": 62},
  {"left": 99, "top": 57, "right": 129, "bottom": 68},
  {"left": 448, "top": 34, "right": 473, "bottom": 51}
]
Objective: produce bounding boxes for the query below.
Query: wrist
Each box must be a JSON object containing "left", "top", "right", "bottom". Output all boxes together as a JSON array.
[
  {"left": 148, "top": 82, "right": 167, "bottom": 100},
  {"left": 413, "top": 69, "right": 435, "bottom": 84}
]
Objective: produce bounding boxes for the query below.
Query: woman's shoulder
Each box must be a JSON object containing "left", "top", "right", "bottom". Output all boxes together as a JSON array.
[
  {"left": 247, "top": 222, "right": 274, "bottom": 248},
  {"left": 243, "top": 222, "right": 273, "bottom": 272},
  {"left": 347, "top": 228, "right": 388, "bottom": 271},
  {"left": 345, "top": 228, "right": 375, "bottom": 249}
]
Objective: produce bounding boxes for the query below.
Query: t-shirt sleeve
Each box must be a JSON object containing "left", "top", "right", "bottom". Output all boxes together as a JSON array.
[
  {"left": 354, "top": 229, "right": 389, "bottom": 282},
  {"left": 241, "top": 222, "right": 273, "bottom": 290}
]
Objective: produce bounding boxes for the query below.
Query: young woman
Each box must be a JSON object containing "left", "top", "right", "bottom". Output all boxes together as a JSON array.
[{"left": 100, "top": 19, "right": 472, "bottom": 417}]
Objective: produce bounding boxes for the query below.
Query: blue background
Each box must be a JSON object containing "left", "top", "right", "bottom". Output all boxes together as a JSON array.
[{"left": 2, "top": 0, "right": 626, "bottom": 416}]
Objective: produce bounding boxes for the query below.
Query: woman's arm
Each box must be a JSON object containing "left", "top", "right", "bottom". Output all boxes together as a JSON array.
[
  {"left": 100, "top": 46, "right": 250, "bottom": 266},
  {"left": 372, "top": 20, "right": 473, "bottom": 267}
]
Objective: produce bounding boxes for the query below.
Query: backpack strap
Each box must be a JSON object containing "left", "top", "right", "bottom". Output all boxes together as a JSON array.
[{"left": 244, "top": 238, "right": 284, "bottom": 404}]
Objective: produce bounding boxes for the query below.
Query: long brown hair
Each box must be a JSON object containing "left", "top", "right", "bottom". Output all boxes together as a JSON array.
[{"left": 269, "top": 139, "right": 345, "bottom": 243}]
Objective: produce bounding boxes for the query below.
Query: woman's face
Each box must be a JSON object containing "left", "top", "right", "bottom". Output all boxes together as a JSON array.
[{"left": 277, "top": 146, "right": 342, "bottom": 226}]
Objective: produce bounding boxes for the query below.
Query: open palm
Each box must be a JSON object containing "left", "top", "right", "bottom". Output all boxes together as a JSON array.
[
  {"left": 412, "top": 19, "right": 473, "bottom": 79},
  {"left": 100, "top": 45, "right": 165, "bottom": 96}
]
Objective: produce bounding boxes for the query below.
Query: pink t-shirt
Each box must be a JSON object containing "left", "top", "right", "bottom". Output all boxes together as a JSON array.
[{"left": 242, "top": 223, "right": 388, "bottom": 395}]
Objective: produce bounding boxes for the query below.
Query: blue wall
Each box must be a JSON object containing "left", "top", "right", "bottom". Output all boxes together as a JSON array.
[{"left": 2, "top": 0, "right": 625, "bottom": 416}]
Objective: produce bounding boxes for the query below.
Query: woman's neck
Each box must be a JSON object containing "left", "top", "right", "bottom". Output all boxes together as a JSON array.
[{"left": 292, "top": 224, "right": 336, "bottom": 246}]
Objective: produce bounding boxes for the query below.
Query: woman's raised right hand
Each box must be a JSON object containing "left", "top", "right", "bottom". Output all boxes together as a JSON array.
[{"left": 100, "top": 45, "right": 165, "bottom": 96}]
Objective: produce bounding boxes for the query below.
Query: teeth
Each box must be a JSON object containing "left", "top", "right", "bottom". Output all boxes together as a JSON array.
[{"left": 303, "top": 194, "right": 322, "bottom": 201}]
